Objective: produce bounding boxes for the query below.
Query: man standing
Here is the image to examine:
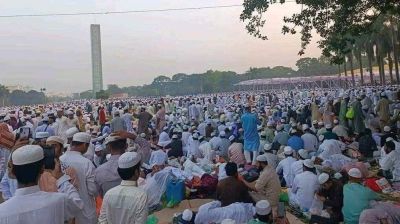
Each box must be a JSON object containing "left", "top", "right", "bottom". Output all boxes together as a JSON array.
[
  {"left": 241, "top": 105, "right": 260, "bottom": 165},
  {"left": 0, "top": 145, "right": 83, "bottom": 223},
  {"left": 95, "top": 135, "right": 127, "bottom": 197},
  {"left": 121, "top": 108, "right": 133, "bottom": 133},
  {"left": 99, "top": 151, "right": 148, "bottom": 224},
  {"left": 60, "top": 132, "right": 98, "bottom": 224},
  {"left": 376, "top": 92, "right": 391, "bottom": 130},
  {"left": 110, "top": 111, "right": 126, "bottom": 132},
  {"left": 134, "top": 107, "right": 153, "bottom": 136}
]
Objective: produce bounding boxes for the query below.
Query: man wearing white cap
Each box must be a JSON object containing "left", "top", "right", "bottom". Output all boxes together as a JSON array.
[
  {"left": 262, "top": 143, "right": 278, "bottom": 169},
  {"left": 289, "top": 149, "right": 309, "bottom": 184},
  {"left": 60, "top": 132, "right": 98, "bottom": 224},
  {"left": 276, "top": 146, "right": 296, "bottom": 187},
  {"left": 310, "top": 173, "right": 344, "bottom": 223},
  {"left": 342, "top": 168, "right": 378, "bottom": 224},
  {"left": 99, "top": 152, "right": 148, "bottom": 224},
  {"left": 301, "top": 124, "right": 318, "bottom": 153},
  {"left": 110, "top": 111, "right": 127, "bottom": 132},
  {"left": 289, "top": 159, "right": 319, "bottom": 211},
  {"left": 248, "top": 200, "right": 273, "bottom": 224},
  {"left": 379, "top": 141, "right": 400, "bottom": 182},
  {"left": 244, "top": 154, "right": 280, "bottom": 214},
  {"left": 0, "top": 145, "right": 83, "bottom": 223},
  {"left": 215, "top": 131, "right": 231, "bottom": 160},
  {"left": 95, "top": 135, "right": 128, "bottom": 197}
]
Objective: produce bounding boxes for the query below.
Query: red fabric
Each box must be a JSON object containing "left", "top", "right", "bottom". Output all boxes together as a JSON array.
[
  {"left": 96, "top": 196, "right": 103, "bottom": 216},
  {"left": 99, "top": 109, "right": 106, "bottom": 125},
  {"left": 364, "top": 178, "right": 381, "bottom": 192}
]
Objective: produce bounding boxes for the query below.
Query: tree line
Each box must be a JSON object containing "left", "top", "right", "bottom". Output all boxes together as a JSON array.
[{"left": 240, "top": 0, "right": 400, "bottom": 86}]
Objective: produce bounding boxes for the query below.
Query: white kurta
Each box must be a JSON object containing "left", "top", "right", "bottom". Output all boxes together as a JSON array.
[
  {"left": 99, "top": 180, "right": 148, "bottom": 224},
  {"left": 194, "top": 201, "right": 255, "bottom": 224},
  {"left": 276, "top": 156, "right": 297, "bottom": 187},
  {"left": 289, "top": 171, "right": 319, "bottom": 211},
  {"left": 0, "top": 175, "right": 83, "bottom": 224},
  {"left": 60, "top": 151, "right": 98, "bottom": 224},
  {"left": 380, "top": 150, "right": 400, "bottom": 181}
]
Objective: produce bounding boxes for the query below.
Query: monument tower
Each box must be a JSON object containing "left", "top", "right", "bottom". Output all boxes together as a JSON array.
[{"left": 90, "top": 24, "right": 103, "bottom": 98}]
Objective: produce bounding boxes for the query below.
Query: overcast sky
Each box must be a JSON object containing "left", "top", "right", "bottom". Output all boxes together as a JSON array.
[{"left": 0, "top": 0, "right": 321, "bottom": 94}]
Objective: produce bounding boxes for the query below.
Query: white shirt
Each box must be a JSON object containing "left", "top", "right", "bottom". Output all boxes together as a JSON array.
[
  {"left": 0, "top": 175, "right": 83, "bottom": 224},
  {"left": 290, "top": 171, "right": 319, "bottom": 211},
  {"left": 322, "top": 154, "right": 353, "bottom": 172},
  {"left": 301, "top": 133, "right": 318, "bottom": 152},
  {"left": 209, "top": 136, "right": 221, "bottom": 150},
  {"left": 60, "top": 151, "right": 98, "bottom": 224},
  {"left": 158, "top": 131, "right": 171, "bottom": 147},
  {"left": 194, "top": 201, "right": 255, "bottom": 224},
  {"left": 289, "top": 160, "right": 304, "bottom": 184},
  {"left": 380, "top": 150, "right": 400, "bottom": 181},
  {"left": 276, "top": 156, "right": 297, "bottom": 187},
  {"left": 199, "top": 141, "right": 214, "bottom": 162},
  {"left": 99, "top": 180, "right": 148, "bottom": 224}
]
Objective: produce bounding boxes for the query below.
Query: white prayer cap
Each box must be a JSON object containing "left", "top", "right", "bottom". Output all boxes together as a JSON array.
[
  {"left": 104, "top": 135, "right": 122, "bottom": 145},
  {"left": 298, "top": 149, "right": 309, "bottom": 159},
  {"left": 72, "top": 132, "right": 91, "bottom": 144},
  {"left": 181, "top": 209, "right": 193, "bottom": 221},
  {"left": 312, "top": 120, "right": 318, "bottom": 125},
  {"left": 380, "top": 92, "right": 386, "bottom": 97},
  {"left": 256, "top": 200, "right": 271, "bottom": 216},
  {"left": 66, "top": 127, "right": 79, "bottom": 138},
  {"left": 114, "top": 110, "right": 120, "bottom": 115},
  {"left": 172, "top": 134, "right": 178, "bottom": 139},
  {"left": 318, "top": 173, "right": 330, "bottom": 184},
  {"left": 163, "top": 126, "right": 169, "bottom": 131},
  {"left": 221, "top": 219, "right": 236, "bottom": 224},
  {"left": 95, "top": 144, "right": 103, "bottom": 152},
  {"left": 256, "top": 154, "right": 268, "bottom": 162},
  {"left": 303, "top": 159, "right": 314, "bottom": 168},
  {"left": 284, "top": 146, "right": 293, "bottom": 155},
  {"left": 348, "top": 168, "right": 362, "bottom": 178},
  {"left": 67, "top": 110, "right": 74, "bottom": 115},
  {"left": 35, "top": 132, "right": 49, "bottom": 139},
  {"left": 228, "top": 135, "right": 235, "bottom": 141},
  {"left": 264, "top": 143, "right": 272, "bottom": 151},
  {"left": 325, "top": 123, "right": 333, "bottom": 129},
  {"left": 280, "top": 118, "right": 286, "bottom": 123},
  {"left": 333, "top": 119, "right": 339, "bottom": 124},
  {"left": 42, "top": 116, "right": 49, "bottom": 122},
  {"left": 302, "top": 124, "right": 309, "bottom": 131},
  {"left": 267, "top": 121, "right": 273, "bottom": 127},
  {"left": 12, "top": 145, "right": 44, "bottom": 166},
  {"left": 106, "top": 154, "right": 111, "bottom": 161},
  {"left": 192, "top": 133, "right": 199, "bottom": 139},
  {"left": 140, "top": 133, "right": 146, "bottom": 138},
  {"left": 334, "top": 172, "right": 343, "bottom": 179},
  {"left": 290, "top": 129, "right": 297, "bottom": 134},
  {"left": 219, "top": 131, "right": 226, "bottom": 137},
  {"left": 318, "top": 121, "right": 324, "bottom": 126},
  {"left": 384, "top": 126, "right": 391, "bottom": 132},
  {"left": 276, "top": 124, "right": 284, "bottom": 131},
  {"left": 46, "top": 136, "right": 64, "bottom": 145},
  {"left": 118, "top": 152, "right": 141, "bottom": 169}
]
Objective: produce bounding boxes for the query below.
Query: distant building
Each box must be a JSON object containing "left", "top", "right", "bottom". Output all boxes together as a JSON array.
[
  {"left": 90, "top": 24, "right": 103, "bottom": 98},
  {"left": 110, "top": 93, "right": 128, "bottom": 99}
]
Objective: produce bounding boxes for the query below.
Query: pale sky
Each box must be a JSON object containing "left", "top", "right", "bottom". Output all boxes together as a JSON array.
[{"left": 0, "top": 0, "right": 321, "bottom": 94}]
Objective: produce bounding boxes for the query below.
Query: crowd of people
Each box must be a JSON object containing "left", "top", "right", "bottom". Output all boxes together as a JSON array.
[{"left": 0, "top": 86, "right": 399, "bottom": 224}]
